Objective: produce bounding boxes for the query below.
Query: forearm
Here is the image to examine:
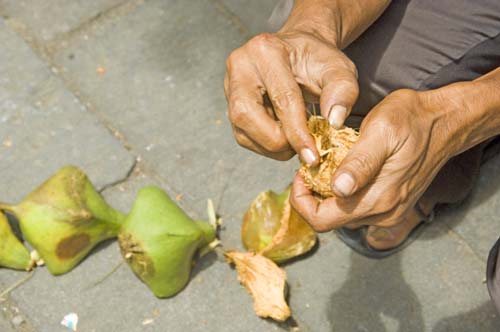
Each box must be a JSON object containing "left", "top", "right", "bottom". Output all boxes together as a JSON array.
[
  {"left": 433, "top": 67, "right": 500, "bottom": 157},
  {"left": 279, "top": 0, "right": 391, "bottom": 48}
]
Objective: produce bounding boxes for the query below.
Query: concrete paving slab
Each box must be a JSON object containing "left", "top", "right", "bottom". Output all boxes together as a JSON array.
[
  {"left": 0, "top": 0, "right": 498, "bottom": 331},
  {"left": 440, "top": 154, "right": 500, "bottom": 260},
  {"left": 1, "top": 172, "right": 498, "bottom": 332},
  {"left": 0, "top": 173, "right": 283, "bottom": 332},
  {"left": 0, "top": 315, "right": 15, "bottom": 332},
  {"left": 0, "top": 18, "right": 135, "bottom": 203},
  {"left": 219, "top": 0, "right": 284, "bottom": 35},
  {"left": 51, "top": 0, "right": 299, "bottom": 231},
  {"left": 286, "top": 223, "right": 500, "bottom": 331},
  {"left": 0, "top": 0, "right": 126, "bottom": 42}
]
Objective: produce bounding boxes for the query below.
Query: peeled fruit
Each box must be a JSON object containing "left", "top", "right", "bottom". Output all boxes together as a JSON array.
[
  {"left": 225, "top": 251, "right": 290, "bottom": 322},
  {"left": 118, "top": 186, "right": 216, "bottom": 298},
  {"left": 0, "top": 166, "right": 125, "bottom": 275},
  {"left": 0, "top": 212, "right": 32, "bottom": 270},
  {"left": 242, "top": 188, "right": 316, "bottom": 263},
  {"left": 299, "top": 116, "right": 359, "bottom": 197}
]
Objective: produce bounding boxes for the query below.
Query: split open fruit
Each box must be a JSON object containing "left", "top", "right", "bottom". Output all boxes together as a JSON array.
[
  {"left": 0, "top": 166, "right": 125, "bottom": 275},
  {"left": 299, "top": 116, "right": 359, "bottom": 198},
  {"left": 242, "top": 187, "right": 316, "bottom": 263},
  {"left": 118, "top": 186, "right": 216, "bottom": 298}
]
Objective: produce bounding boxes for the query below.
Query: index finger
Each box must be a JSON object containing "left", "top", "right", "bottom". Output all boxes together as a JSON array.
[{"left": 253, "top": 41, "right": 319, "bottom": 166}]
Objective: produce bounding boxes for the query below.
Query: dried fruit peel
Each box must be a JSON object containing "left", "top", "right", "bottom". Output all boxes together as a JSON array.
[
  {"left": 0, "top": 212, "right": 32, "bottom": 271},
  {"left": 0, "top": 166, "right": 125, "bottom": 275},
  {"left": 225, "top": 251, "right": 291, "bottom": 322},
  {"left": 118, "top": 186, "right": 216, "bottom": 298},
  {"left": 242, "top": 188, "right": 316, "bottom": 263},
  {"left": 299, "top": 116, "right": 359, "bottom": 197}
]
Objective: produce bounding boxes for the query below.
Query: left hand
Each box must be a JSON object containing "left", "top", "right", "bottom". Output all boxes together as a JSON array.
[{"left": 291, "top": 88, "right": 461, "bottom": 231}]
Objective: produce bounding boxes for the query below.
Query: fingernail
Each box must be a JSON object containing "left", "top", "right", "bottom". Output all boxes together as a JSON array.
[
  {"left": 333, "top": 172, "right": 356, "bottom": 197},
  {"left": 328, "top": 105, "right": 347, "bottom": 129},
  {"left": 301, "top": 148, "right": 317, "bottom": 166}
]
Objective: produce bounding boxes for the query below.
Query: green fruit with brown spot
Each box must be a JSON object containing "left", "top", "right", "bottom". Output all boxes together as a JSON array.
[
  {"left": 0, "top": 212, "right": 32, "bottom": 270},
  {"left": 0, "top": 166, "right": 125, "bottom": 275},
  {"left": 118, "top": 186, "right": 216, "bottom": 298}
]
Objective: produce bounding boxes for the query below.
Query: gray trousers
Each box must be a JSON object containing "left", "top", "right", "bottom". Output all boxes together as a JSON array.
[
  {"left": 272, "top": 0, "right": 500, "bottom": 312},
  {"left": 344, "top": 0, "right": 500, "bottom": 313}
]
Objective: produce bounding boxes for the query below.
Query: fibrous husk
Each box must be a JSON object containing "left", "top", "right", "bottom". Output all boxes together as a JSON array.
[
  {"left": 299, "top": 116, "right": 359, "bottom": 197},
  {"left": 242, "top": 188, "right": 316, "bottom": 263},
  {"left": 225, "top": 251, "right": 290, "bottom": 322}
]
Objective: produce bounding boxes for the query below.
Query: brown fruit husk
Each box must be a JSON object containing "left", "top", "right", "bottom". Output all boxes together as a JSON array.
[
  {"left": 242, "top": 188, "right": 316, "bottom": 263},
  {"left": 299, "top": 116, "right": 359, "bottom": 197},
  {"left": 225, "top": 251, "right": 290, "bottom": 322}
]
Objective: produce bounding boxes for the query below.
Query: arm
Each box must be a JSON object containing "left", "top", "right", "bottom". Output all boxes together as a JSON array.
[
  {"left": 291, "top": 66, "right": 500, "bottom": 231},
  {"left": 281, "top": 0, "right": 391, "bottom": 48},
  {"left": 225, "top": 0, "right": 391, "bottom": 166},
  {"left": 441, "top": 67, "right": 500, "bottom": 156}
]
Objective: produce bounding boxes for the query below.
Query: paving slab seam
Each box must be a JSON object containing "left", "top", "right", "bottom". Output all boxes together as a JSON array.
[
  {"left": 42, "top": 0, "right": 146, "bottom": 55},
  {"left": 0, "top": 0, "right": 146, "bottom": 157},
  {"left": 437, "top": 222, "right": 488, "bottom": 269},
  {"left": 2, "top": 19, "right": 136, "bottom": 158},
  {"left": 103, "top": 159, "right": 205, "bottom": 219},
  {"left": 3, "top": 14, "right": 223, "bottom": 221},
  {"left": 209, "top": 0, "right": 252, "bottom": 39}
]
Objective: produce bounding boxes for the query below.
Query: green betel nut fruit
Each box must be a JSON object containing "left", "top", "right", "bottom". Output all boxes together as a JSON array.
[
  {"left": 118, "top": 186, "right": 216, "bottom": 298},
  {"left": 0, "top": 212, "right": 32, "bottom": 271},
  {"left": 0, "top": 166, "right": 125, "bottom": 275}
]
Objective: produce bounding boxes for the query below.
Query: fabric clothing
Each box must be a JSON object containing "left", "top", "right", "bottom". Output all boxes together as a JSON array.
[
  {"left": 270, "top": 0, "right": 500, "bottom": 312},
  {"left": 345, "top": 0, "right": 500, "bottom": 118}
]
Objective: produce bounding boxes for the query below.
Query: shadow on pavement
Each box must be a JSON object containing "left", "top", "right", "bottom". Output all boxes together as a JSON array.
[
  {"left": 432, "top": 301, "right": 500, "bottom": 332},
  {"left": 327, "top": 251, "right": 424, "bottom": 332}
]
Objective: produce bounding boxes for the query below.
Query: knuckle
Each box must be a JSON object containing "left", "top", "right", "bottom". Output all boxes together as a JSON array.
[
  {"left": 228, "top": 99, "right": 249, "bottom": 125},
  {"left": 262, "top": 136, "right": 288, "bottom": 153},
  {"left": 345, "top": 152, "right": 379, "bottom": 178},
  {"left": 247, "top": 33, "right": 276, "bottom": 52},
  {"left": 309, "top": 219, "right": 331, "bottom": 233},
  {"left": 270, "top": 90, "right": 296, "bottom": 113},
  {"left": 232, "top": 130, "right": 245, "bottom": 145},
  {"left": 226, "top": 48, "right": 244, "bottom": 69}
]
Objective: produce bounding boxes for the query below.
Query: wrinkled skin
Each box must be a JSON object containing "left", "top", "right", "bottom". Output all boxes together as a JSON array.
[
  {"left": 291, "top": 88, "right": 457, "bottom": 231},
  {"left": 225, "top": 0, "right": 500, "bottom": 239},
  {"left": 224, "top": 31, "right": 358, "bottom": 164}
]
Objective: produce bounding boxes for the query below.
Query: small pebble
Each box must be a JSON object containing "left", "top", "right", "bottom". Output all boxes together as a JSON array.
[{"left": 12, "top": 315, "right": 24, "bottom": 326}]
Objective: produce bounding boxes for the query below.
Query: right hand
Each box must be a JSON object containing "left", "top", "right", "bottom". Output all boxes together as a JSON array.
[{"left": 224, "top": 31, "right": 359, "bottom": 165}]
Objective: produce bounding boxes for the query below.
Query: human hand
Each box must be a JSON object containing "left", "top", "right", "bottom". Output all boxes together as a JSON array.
[
  {"left": 224, "top": 30, "right": 358, "bottom": 165},
  {"left": 291, "top": 88, "right": 463, "bottom": 231}
]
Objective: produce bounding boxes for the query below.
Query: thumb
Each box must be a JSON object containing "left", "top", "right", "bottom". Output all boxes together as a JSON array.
[
  {"left": 331, "top": 130, "right": 388, "bottom": 197},
  {"left": 320, "top": 57, "right": 359, "bottom": 129}
]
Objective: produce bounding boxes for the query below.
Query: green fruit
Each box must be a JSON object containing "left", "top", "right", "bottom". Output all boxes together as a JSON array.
[
  {"left": 0, "top": 166, "right": 125, "bottom": 275},
  {"left": 0, "top": 212, "right": 32, "bottom": 270},
  {"left": 242, "top": 188, "right": 317, "bottom": 263},
  {"left": 118, "top": 186, "right": 216, "bottom": 298}
]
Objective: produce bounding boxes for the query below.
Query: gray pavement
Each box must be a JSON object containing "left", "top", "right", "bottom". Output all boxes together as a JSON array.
[{"left": 0, "top": 1, "right": 499, "bottom": 331}]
